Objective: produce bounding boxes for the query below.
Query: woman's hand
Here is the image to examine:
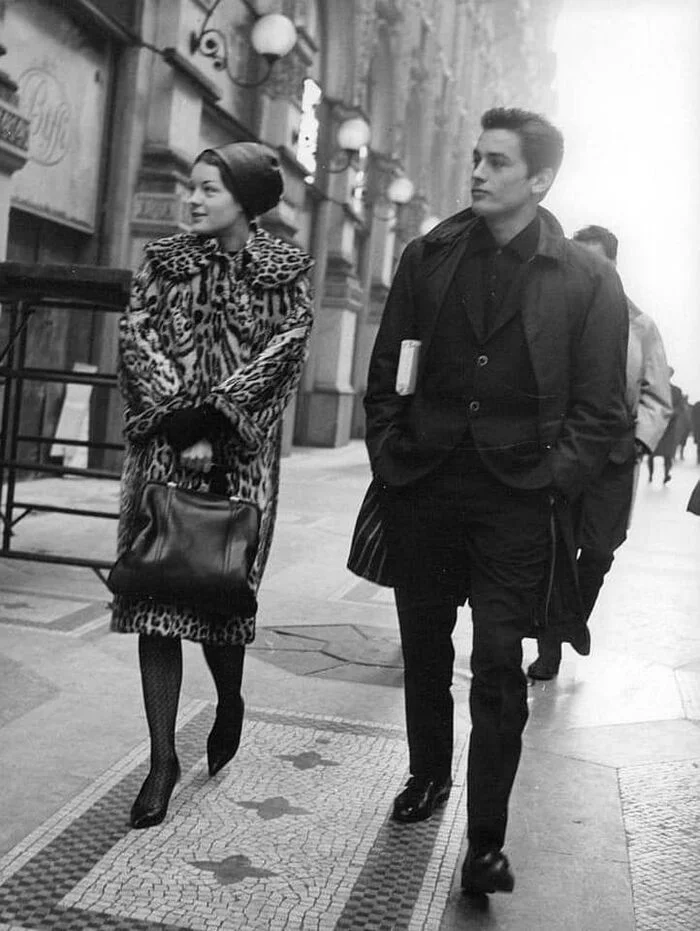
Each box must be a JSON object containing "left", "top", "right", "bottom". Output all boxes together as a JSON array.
[{"left": 180, "top": 439, "right": 214, "bottom": 473}]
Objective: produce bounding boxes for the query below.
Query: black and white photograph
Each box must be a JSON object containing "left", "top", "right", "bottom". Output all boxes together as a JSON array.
[{"left": 0, "top": 1, "right": 697, "bottom": 928}]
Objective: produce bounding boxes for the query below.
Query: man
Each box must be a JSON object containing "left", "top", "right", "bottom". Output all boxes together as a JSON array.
[
  {"left": 358, "top": 109, "right": 629, "bottom": 896},
  {"left": 528, "top": 225, "right": 672, "bottom": 679}
]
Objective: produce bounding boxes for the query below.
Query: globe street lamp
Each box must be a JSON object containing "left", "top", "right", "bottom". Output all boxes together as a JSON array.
[
  {"left": 190, "top": 0, "right": 297, "bottom": 88},
  {"left": 325, "top": 115, "right": 372, "bottom": 173}
]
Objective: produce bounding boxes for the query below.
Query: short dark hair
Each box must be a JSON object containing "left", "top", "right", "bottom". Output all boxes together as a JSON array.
[
  {"left": 195, "top": 150, "right": 237, "bottom": 193},
  {"left": 573, "top": 225, "right": 619, "bottom": 262},
  {"left": 481, "top": 107, "right": 564, "bottom": 177}
]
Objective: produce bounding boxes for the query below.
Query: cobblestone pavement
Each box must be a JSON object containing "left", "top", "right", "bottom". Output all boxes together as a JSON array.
[{"left": 0, "top": 443, "right": 698, "bottom": 930}]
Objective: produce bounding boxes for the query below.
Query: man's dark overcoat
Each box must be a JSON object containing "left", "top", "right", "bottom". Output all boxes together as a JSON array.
[{"left": 349, "top": 207, "right": 630, "bottom": 638}]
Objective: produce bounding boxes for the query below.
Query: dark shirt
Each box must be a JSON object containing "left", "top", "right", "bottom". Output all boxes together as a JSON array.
[
  {"left": 420, "top": 213, "right": 548, "bottom": 485},
  {"left": 465, "top": 215, "right": 540, "bottom": 334}
]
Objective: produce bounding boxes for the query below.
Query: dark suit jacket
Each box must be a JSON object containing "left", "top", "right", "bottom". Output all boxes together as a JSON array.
[{"left": 364, "top": 207, "right": 630, "bottom": 500}]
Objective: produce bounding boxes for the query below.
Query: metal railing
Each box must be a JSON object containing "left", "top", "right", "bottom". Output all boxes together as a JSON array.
[{"left": 0, "top": 262, "right": 131, "bottom": 579}]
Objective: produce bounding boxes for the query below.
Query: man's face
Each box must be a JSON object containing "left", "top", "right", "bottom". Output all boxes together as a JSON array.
[
  {"left": 577, "top": 239, "right": 613, "bottom": 265},
  {"left": 471, "top": 129, "right": 545, "bottom": 220}
]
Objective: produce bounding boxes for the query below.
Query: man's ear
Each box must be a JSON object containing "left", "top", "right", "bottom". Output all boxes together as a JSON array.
[{"left": 530, "top": 167, "right": 554, "bottom": 199}]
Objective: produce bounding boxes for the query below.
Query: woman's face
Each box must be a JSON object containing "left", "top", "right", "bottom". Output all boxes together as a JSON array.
[{"left": 187, "top": 161, "right": 245, "bottom": 236}]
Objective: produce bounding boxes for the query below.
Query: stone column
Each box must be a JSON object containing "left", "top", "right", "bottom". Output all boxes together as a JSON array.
[
  {"left": 256, "top": 37, "right": 310, "bottom": 246},
  {"left": 350, "top": 151, "right": 401, "bottom": 437},
  {"left": 129, "top": 0, "right": 227, "bottom": 263},
  {"left": 299, "top": 242, "right": 364, "bottom": 447},
  {"left": 130, "top": 46, "right": 216, "bottom": 263},
  {"left": 256, "top": 32, "right": 316, "bottom": 452},
  {"left": 294, "top": 100, "right": 368, "bottom": 447}
]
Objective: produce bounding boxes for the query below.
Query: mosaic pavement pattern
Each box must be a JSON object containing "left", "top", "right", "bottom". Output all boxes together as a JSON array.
[
  {"left": 619, "top": 759, "right": 700, "bottom": 931},
  {"left": 249, "top": 625, "right": 404, "bottom": 687},
  {"left": 0, "top": 704, "right": 468, "bottom": 930}
]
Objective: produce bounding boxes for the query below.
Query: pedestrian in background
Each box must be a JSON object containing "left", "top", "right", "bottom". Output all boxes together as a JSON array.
[
  {"left": 353, "top": 108, "right": 628, "bottom": 896},
  {"left": 676, "top": 395, "right": 692, "bottom": 460},
  {"left": 528, "top": 224, "right": 671, "bottom": 680},
  {"left": 112, "top": 142, "right": 313, "bottom": 829},
  {"left": 647, "top": 372, "right": 682, "bottom": 484},
  {"left": 691, "top": 401, "right": 700, "bottom": 464}
]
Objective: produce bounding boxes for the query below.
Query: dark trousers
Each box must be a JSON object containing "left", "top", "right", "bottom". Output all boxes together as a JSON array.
[
  {"left": 537, "top": 458, "right": 635, "bottom": 663},
  {"left": 577, "top": 457, "right": 635, "bottom": 614},
  {"left": 539, "top": 458, "right": 635, "bottom": 656},
  {"left": 647, "top": 453, "right": 672, "bottom": 482},
  {"left": 386, "top": 444, "right": 551, "bottom": 853}
]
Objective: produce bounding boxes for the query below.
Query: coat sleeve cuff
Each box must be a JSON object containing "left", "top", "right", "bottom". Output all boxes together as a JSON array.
[{"left": 205, "top": 395, "right": 266, "bottom": 454}]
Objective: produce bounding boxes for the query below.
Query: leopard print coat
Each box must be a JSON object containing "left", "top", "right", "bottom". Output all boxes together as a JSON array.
[{"left": 111, "top": 226, "right": 314, "bottom": 645}]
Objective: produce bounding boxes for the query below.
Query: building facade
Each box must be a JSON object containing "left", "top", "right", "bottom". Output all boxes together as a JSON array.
[{"left": 0, "top": 0, "right": 561, "bottom": 456}]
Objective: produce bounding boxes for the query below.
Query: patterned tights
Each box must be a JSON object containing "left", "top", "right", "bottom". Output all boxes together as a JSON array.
[{"left": 136, "top": 634, "right": 245, "bottom": 806}]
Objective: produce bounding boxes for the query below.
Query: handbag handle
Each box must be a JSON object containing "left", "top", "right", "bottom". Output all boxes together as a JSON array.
[
  {"left": 175, "top": 459, "right": 228, "bottom": 494},
  {"left": 169, "top": 465, "right": 239, "bottom": 500},
  {"left": 167, "top": 480, "right": 246, "bottom": 504}
]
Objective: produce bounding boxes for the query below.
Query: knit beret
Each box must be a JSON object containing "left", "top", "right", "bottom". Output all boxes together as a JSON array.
[{"left": 197, "top": 142, "right": 284, "bottom": 219}]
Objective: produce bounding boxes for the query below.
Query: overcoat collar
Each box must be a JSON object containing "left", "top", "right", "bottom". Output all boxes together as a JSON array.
[
  {"left": 422, "top": 205, "right": 567, "bottom": 261},
  {"left": 627, "top": 297, "right": 641, "bottom": 321},
  {"left": 143, "top": 226, "right": 313, "bottom": 288}
]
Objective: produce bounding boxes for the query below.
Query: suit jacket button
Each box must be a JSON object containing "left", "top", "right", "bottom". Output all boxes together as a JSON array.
[
  {"left": 477, "top": 354, "right": 488, "bottom": 367},
  {"left": 469, "top": 400, "right": 480, "bottom": 413}
]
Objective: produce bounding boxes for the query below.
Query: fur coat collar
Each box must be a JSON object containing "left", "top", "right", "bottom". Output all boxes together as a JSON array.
[{"left": 144, "top": 226, "right": 313, "bottom": 288}]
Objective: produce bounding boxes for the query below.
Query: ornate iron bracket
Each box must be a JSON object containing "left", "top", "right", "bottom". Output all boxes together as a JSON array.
[{"left": 189, "top": 0, "right": 277, "bottom": 89}]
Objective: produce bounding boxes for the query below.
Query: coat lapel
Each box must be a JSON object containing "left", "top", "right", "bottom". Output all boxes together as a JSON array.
[{"left": 414, "top": 234, "right": 471, "bottom": 370}]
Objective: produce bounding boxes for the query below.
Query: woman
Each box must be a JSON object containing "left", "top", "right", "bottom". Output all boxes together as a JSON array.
[
  {"left": 112, "top": 142, "right": 314, "bottom": 829},
  {"left": 647, "top": 376, "right": 682, "bottom": 484}
]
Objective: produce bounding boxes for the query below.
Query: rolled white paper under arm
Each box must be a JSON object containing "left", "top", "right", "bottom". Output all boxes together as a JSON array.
[{"left": 395, "top": 339, "right": 421, "bottom": 395}]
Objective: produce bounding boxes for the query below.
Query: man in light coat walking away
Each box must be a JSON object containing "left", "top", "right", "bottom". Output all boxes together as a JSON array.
[{"left": 529, "top": 224, "right": 672, "bottom": 680}]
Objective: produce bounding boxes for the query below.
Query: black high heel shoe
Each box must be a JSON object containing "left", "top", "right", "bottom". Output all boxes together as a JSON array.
[
  {"left": 130, "top": 758, "right": 181, "bottom": 830},
  {"left": 207, "top": 697, "right": 244, "bottom": 777}
]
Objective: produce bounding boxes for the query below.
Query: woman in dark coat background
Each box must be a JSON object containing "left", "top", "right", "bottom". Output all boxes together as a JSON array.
[
  {"left": 111, "top": 142, "right": 313, "bottom": 829},
  {"left": 647, "top": 370, "right": 682, "bottom": 483}
]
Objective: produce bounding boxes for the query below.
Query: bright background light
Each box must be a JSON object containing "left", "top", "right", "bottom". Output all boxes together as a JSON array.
[{"left": 546, "top": 0, "right": 700, "bottom": 398}]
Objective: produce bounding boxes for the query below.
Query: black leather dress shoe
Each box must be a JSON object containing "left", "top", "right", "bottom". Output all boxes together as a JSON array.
[
  {"left": 207, "top": 697, "right": 245, "bottom": 778},
  {"left": 568, "top": 623, "right": 591, "bottom": 656},
  {"left": 392, "top": 775, "right": 452, "bottom": 824},
  {"left": 130, "top": 758, "right": 181, "bottom": 830},
  {"left": 461, "top": 848, "right": 515, "bottom": 895},
  {"left": 527, "top": 655, "right": 560, "bottom": 680}
]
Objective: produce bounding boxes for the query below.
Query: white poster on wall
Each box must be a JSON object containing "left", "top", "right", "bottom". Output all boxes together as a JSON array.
[
  {"left": 50, "top": 363, "right": 98, "bottom": 470},
  {"left": 3, "top": 0, "right": 110, "bottom": 233}
]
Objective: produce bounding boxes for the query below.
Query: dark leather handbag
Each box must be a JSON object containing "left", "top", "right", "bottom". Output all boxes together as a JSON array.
[{"left": 107, "top": 481, "right": 260, "bottom": 616}]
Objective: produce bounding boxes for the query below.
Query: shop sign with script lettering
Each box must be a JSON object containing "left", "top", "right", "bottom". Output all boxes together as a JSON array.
[{"left": 3, "top": 0, "right": 110, "bottom": 232}]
